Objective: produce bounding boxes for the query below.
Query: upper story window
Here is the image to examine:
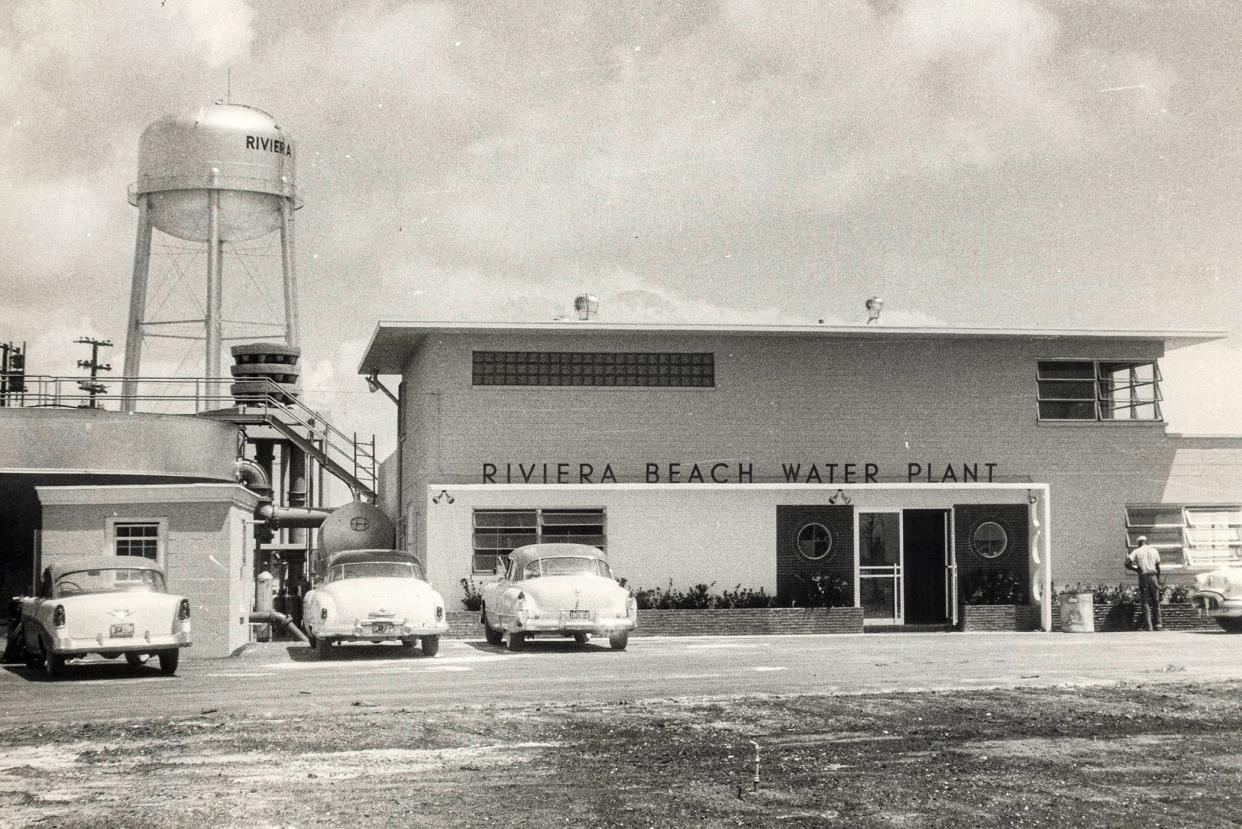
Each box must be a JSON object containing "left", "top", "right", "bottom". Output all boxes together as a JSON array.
[
  {"left": 1037, "top": 360, "right": 1162, "bottom": 422},
  {"left": 472, "top": 351, "right": 714, "bottom": 388}
]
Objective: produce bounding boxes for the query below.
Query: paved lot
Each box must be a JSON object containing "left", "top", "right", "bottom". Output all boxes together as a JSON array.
[{"left": 2, "top": 630, "right": 1239, "bottom": 723}]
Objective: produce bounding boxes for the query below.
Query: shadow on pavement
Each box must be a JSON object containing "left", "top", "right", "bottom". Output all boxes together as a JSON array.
[
  {"left": 285, "top": 642, "right": 438, "bottom": 662},
  {"left": 1, "top": 657, "right": 176, "bottom": 682}
]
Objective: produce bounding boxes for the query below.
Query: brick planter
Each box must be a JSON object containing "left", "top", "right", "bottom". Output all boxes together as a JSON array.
[
  {"left": 1050, "top": 600, "right": 1217, "bottom": 632},
  {"left": 958, "top": 604, "right": 1042, "bottom": 632},
  {"left": 444, "top": 606, "right": 864, "bottom": 639}
]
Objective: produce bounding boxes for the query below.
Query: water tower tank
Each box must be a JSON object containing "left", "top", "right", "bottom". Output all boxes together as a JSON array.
[{"left": 130, "top": 102, "right": 299, "bottom": 242}]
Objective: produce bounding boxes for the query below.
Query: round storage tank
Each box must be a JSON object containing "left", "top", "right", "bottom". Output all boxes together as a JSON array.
[{"left": 132, "top": 102, "right": 298, "bottom": 242}]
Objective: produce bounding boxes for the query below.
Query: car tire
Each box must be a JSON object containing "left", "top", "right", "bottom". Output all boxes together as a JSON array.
[
  {"left": 421, "top": 635, "right": 440, "bottom": 657},
  {"left": 306, "top": 633, "right": 317, "bottom": 649},
  {"left": 573, "top": 633, "right": 590, "bottom": 645},
  {"left": 401, "top": 638, "right": 417, "bottom": 648},
  {"left": 483, "top": 612, "right": 503, "bottom": 646},
  {"left": 25, "top": 653, "right": 43, "bottom": 671},
  {"left": 507, "top": 632, "right": 526, "bottom": 652},
  {"left": 1217, "top": 617, "right": 1242, "bottom": 634},
  {"left": 315, "top": 637, "right": 332, "bottom": 659},
  {"left": 125, "top": 653, "right": 148, "bottom": 668},
  {"left": 45, "top": 650, "right": 66, "bottom": 679},
  {"left": 608, "top": 631, "right": 630, "bottom": 651},
  {"left": 158, "top": 649, "right": 179, "bottom": 675}
]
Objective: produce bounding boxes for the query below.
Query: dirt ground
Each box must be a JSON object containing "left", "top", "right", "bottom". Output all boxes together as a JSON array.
[{"left": 1, "top": 682, "right": 1239, "bottom": 828}]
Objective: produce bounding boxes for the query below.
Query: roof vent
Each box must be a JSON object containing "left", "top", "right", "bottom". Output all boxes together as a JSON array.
[
  {"left": 865, "top": 297, "right": 883, "bottom": 324},
  {"left": 574, "top": 293, "right": 599, "bottom": 321}
]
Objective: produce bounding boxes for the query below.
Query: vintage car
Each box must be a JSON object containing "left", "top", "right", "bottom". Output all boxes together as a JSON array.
[
  {"left": 480, "top": 543, "right": 637, "bottom": 651},
  {"left": 1190, "top": 566, "right": 1242, "bottom": 633},
  {"left": 18, "top": 556, "right": 191, "bottom": 678},
  {"left": 302, "top": 549, "right": 448, "bottom": 658}
]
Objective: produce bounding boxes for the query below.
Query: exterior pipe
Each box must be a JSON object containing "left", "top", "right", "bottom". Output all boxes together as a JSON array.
[
  {"left": 256, "top": 503, "right": 333, "bottom": 528},
  {"left": 248, "top": 611, "right": 309, "bottom": 643},
  {"left": 234, "top": 458, "right": 271, "bottom": 495}
]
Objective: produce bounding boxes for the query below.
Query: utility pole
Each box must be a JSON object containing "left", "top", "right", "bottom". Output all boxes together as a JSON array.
[
  {"left": 75, "top": 337, "right": 113, "bottom": 409},
  {"left": 0, "top": 341, "right": 26, "bottom": 407}
]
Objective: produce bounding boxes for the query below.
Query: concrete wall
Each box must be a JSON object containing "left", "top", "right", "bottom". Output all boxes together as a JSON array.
[
  {"left": 398, "top": 331, "right": 1242, "bottom": 586},
  {"left": 35, "top": 484, "right": 259, "bottom": 658},
  {"left": 0, "top": 408, "right": 237, "bottom": 479}
]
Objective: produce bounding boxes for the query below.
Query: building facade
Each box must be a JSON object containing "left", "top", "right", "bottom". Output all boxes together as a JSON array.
[{"left": 362, "top": 322, "right": 1242, "bottom": 629}]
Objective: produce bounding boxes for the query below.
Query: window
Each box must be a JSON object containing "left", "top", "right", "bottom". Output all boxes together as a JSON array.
[
  {"left": 795, "top": 523, "right": 833, "bottom": 561},
  {"left": 1125, "top": 505, "right": 1242, "bottom": 568},
  {"left": 109, "top": 520, "right": 164, "bottom": 561},
  {"left": 471, "top": 508, "right": 606, "bottom": 573},
  {"left": 472, "top": 351, "right": 715, "bottom": 387},
  {"left": 970, "top": 521, "right": 1009, "bottom": 559},
  {"left": 1037, "top": 360, "right": 1162, "bottom": 421}
]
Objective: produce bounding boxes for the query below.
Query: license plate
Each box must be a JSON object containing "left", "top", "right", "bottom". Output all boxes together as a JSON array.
[
  {"left": 371, "top": 623, "right": 392, "bottom": 635},
  {"left": 110, "top": 623, "right": 134, "bottom": 638},
  {"left": 568, "top": 610, "right": 591, "bottom": 620}
]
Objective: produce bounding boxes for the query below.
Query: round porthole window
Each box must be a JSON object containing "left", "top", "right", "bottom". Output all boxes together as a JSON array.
[
  {"left": 972, "top": 521, "right": 1009, "bottom": 559},
  {"left": 796, "top": 522, "right": 833, "bottom": 561}
]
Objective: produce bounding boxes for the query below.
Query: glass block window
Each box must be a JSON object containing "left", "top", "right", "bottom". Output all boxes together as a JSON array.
[
  {"left": 1125, "top": 505, "right": 1242, "bottom": 568},
  {"left": 113, "top": 521, "right": 161, "bottom": 561},
  {"left": 472, "top": 508, "right": 606, "bottom": 573},
  {"left": 472, "top": 351, "right": 714, "bottom": 387},
  {"left": 1037, "top": 360, "right": 1162, "bottom": 421}
]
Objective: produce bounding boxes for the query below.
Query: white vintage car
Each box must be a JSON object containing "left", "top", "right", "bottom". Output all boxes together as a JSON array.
[
  {"left": 19, "top": 556, "right": 191, "bottom": 678},
  {"left": 1190, "top": 566, "right": 1242, "bottom": 633},
  {"left": 302, "top": 550, "right": 448, "bottom": 658},
  {"left": 480, "top": 543, "right": 637, "bottom": 651}
]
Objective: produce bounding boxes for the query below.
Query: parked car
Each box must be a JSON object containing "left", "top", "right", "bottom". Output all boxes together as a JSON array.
[
  {"left": 480, "top": 543, "right": 637, "bottom": 651},
  {"left": 18, "top": 556, "right": 191, "bottom": 678},
  {"left": 1190, "top": 566, "right": 1242, "bottom": 633},
  {"left": 302, "top": 549, "right": 448, "bottom": 658}
]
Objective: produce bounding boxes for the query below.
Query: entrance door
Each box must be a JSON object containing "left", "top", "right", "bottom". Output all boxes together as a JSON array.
[
  {"left": 857, "top": 511, "right": 902, "bottom": 625},
  {"left": 902, "top": 510, "right": 949, "bottom": 625}
]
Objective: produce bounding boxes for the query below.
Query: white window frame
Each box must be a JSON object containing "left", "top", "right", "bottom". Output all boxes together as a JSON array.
[
  {"left": 106, "top": 517, "right": 168, "bottom": 565},
  {"left": 1125, "top": 504, "right": 1242, "bottom": 568},
  {"left": 1037, "top": 359, "right": 1163, "bottom": 423},
  {"left": 471, "top": 508, "right": 607, "bottom": 574}
]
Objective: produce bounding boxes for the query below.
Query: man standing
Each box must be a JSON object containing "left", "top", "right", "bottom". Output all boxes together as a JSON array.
[{"left": 1126, "top": 535, "right": 1163, "bottom": 631}]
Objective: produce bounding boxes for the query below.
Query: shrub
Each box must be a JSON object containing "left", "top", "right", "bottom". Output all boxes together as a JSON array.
[
  {"left": 965, "top": 572, "right": 1025, "bottom": 605},
  {"left": 792, "top": 574, "right": 852, "bottom": 608},
  {"left": 1053, "top": 582, "right": 1190, "bottom": 605},
  {"left": 631, "top": 580, "right": 777, "bottom": 610},
  {"left": 459, "top": 576, "right": 483, "bottom": 611}
]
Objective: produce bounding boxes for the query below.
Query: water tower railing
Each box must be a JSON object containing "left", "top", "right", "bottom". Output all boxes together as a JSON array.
[{"left": 2, "top": 374, "right": 376, "bottom": 493}]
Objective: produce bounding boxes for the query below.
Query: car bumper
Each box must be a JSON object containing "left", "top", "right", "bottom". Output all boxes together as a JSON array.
[
  {"left": 1191, "top": 593, "right": 1242, "bottom": 619},
  {"left": 515, "top": 614, "right": 637, "bottom": 636},
  {"left": 317, "top": 620, "right": 449, "bottom": 641},
  {"left": 50, "top": 630, "right": 192, "bottom": 656}
]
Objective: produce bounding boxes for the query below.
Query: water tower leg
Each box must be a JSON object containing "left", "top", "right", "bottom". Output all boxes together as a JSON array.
[
  {"left": 280, "top": 197, "right": 300, "bottom": 348},
  {"left": 206, "top": 189, "right": 223, "bottom": 395},
  {"left": 121, "top": 196, "right": 153, "bottom": 412}
]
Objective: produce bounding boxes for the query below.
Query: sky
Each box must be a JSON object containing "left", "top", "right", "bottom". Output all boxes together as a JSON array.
[{"left": 2, "top": 0, "right": 1240, "bottom": 460}]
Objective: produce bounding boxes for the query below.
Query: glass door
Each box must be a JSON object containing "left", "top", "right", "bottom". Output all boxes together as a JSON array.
[{"left": 858, "top": 511, "right": 902, "bottom": 625}]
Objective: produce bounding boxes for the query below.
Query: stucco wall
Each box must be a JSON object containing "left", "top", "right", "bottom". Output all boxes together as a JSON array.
[
  {"left": 398, "top": 331, "right": 1242, "bottom": 586},
  {"left": 427, "top": 484, "right": 1037, "bottom": 613},
  {"left": 35, "top": 484, "right": 259, "bottom": 658}
]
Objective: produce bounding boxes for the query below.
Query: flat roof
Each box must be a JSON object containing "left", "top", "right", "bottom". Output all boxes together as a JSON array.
[{"left": 358, "top": 320, "right": 1228, "bottom": 374}]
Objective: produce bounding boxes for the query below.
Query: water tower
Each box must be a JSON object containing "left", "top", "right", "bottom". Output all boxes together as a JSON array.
[{"left": 121, "top": 102, "right": 302, "bottom": 409}]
